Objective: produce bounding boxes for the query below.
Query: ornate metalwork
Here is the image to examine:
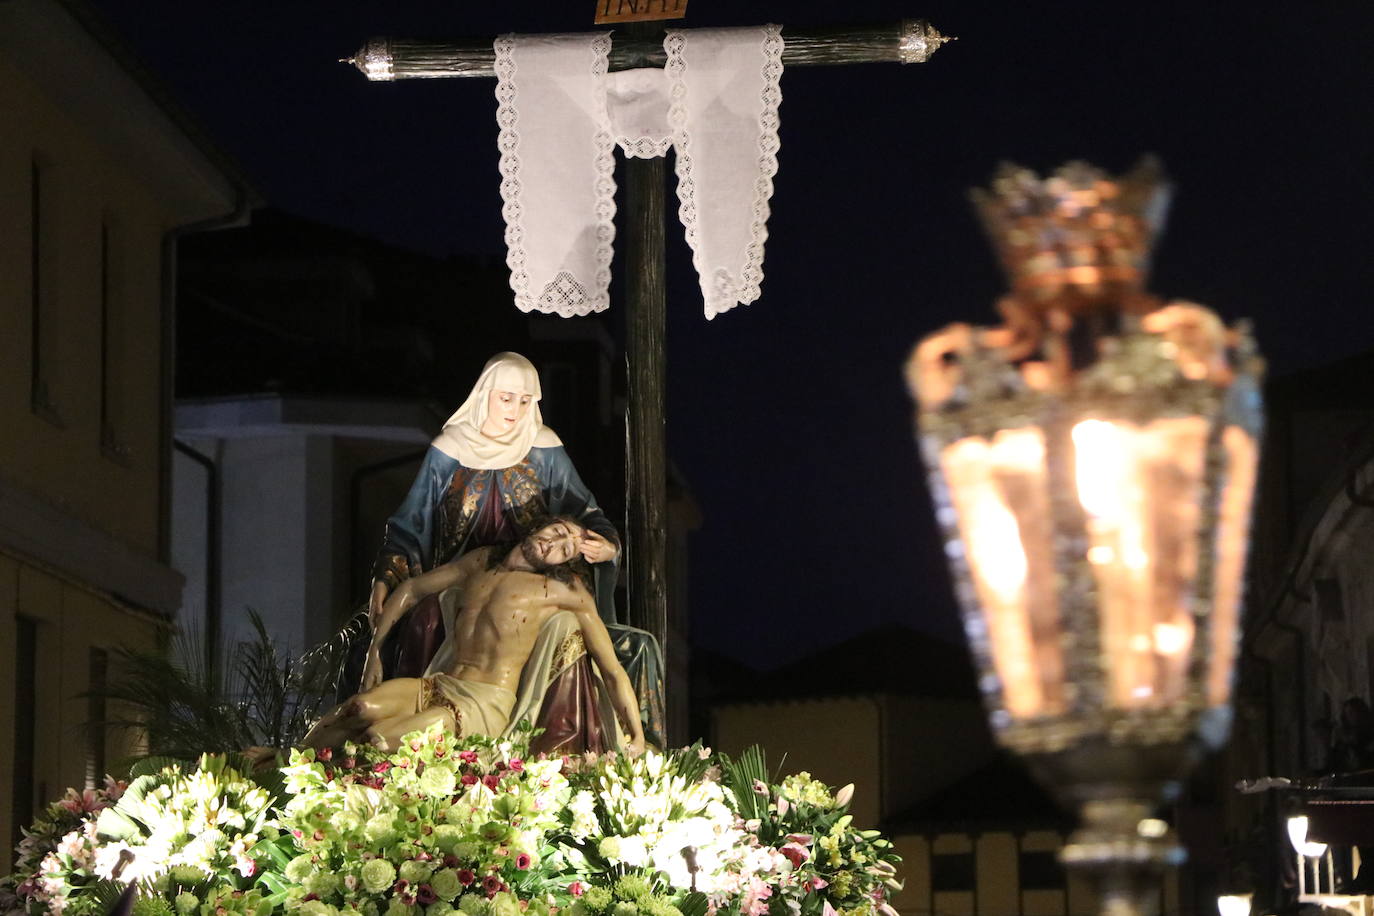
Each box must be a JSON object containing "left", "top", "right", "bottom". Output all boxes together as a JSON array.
[
  {"left": 346, "top": 38, "right": 394, "bottom": 81},
  {"left": 346, "top": 22, "right": 955, "bottom": 82},
  {"left": 898, "top": 19, "right": 954, "bottom": 64},
  {"left": 907, "top": 161, "right": 1264, "bottom": 916}
]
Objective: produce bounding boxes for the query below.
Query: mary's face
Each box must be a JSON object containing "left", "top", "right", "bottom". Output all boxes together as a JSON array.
[{"left": 482, "top": 389, "right": 534, "bottom": 436}]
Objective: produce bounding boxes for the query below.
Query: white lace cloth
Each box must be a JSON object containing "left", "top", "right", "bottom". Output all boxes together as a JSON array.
[{"left": 495, "top": 25, "right": 784, "bottom": 319}]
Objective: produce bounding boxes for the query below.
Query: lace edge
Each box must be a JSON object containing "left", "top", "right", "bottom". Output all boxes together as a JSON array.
[
  {"left": 588, "top": 32, "right": 616, "bottom": 316},
  {"left": 497, "top": 33, "right": 615, "bottom": 318},
  {"left": 668, "top": 25, "right": 786, "bottom": 319},
  {"left": 494, "top": 35, "right": 531, "bottom": 310},
  {"left": 617, "top": 135, "right": 675, "bottom": 159}
]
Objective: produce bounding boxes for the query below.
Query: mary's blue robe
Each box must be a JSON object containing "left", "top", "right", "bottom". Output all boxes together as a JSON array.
[{"left": 371, "top": 444, "right": 620, "bottom": 623}]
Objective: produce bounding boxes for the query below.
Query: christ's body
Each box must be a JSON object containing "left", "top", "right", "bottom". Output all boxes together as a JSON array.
[{"left": 307, "top": 519, "right": 644, "bottom": 753}]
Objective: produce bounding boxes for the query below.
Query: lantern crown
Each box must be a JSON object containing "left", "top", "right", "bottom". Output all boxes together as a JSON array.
[{"left": 971, "top": 158, "right": 1172, "bottom": 315}]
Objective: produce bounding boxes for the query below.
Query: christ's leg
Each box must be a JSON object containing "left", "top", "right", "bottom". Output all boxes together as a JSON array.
[
  {"left": 364, "top": 707, "right": 458, "bottom": 751},
  {"left": 304, "top": 678, "right": 425, "bottom": 749}
]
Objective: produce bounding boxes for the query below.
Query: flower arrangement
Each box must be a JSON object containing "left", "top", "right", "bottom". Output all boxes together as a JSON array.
[{"left": 4, "top": 730, "right": 900, "bottom": 916}]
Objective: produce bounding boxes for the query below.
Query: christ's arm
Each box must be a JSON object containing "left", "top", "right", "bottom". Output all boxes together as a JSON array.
[
  {"left": 571, "top": 589, "right": 645, "bottom": 755},
  {"left": 361, "top": 549, "right": 487, "bottom": 690}
]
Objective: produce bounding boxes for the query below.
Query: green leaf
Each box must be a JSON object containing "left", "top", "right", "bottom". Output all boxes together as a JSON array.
[{"left": 678, "top": 892, "right": 710, "bottom": 916}]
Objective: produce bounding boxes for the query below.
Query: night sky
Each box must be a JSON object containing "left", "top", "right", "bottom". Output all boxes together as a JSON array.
[{"left": 86, "top": 0, "right": 1374, "bottom": 669}]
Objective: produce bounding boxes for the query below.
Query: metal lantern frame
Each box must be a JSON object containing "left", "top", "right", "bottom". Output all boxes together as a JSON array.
[{"left": 907, "top": 161, "right": 1265, "bottom": 915}]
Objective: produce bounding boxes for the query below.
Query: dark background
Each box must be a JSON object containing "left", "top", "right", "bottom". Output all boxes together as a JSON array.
[{"left": 86, "top": 0, "right": 1374, "bottom": 668}]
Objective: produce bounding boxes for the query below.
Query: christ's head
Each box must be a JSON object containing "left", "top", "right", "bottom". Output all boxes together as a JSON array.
[{"left": 521, "top": 517, "right": 585, "bottom": 570}]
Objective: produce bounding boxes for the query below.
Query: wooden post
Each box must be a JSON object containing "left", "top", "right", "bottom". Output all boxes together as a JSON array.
[
  {"left": 622, "top": 24, "right": 669, "bottom": 654},
  {"left": 343, "top": 19, "right": 951, "bottom": 732}
]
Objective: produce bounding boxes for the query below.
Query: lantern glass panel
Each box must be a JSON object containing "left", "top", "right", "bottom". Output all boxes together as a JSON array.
[
  {"left": 940, "top": 427, "right": 1064, "bottom": 719},
  {"left": 1208, "top": 425, "right": 1258, "bottom": 705},
  {"left": 1070, "top": 416, "right": 1208, "bottom": 709}
]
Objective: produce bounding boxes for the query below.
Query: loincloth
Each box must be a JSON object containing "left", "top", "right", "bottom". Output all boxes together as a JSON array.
[{"left": 417, "top": 675, "right": 517, "bottom": 739}]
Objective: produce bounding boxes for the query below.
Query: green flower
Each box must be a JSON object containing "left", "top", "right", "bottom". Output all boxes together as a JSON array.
[
  {"left": 429, "top": 868, "right": 462, "bottom": 901},
  {"left": 419, "top": 765, "right": 457, "bottom": 797},
  {"left": 169, "top": 865, "right": 206, "bottom": 888},
  {"left": 615, "top": 875, "right": 651, "bottom": 901},
  {"left": 399, "top": 859, "right": 434, "bottom": 884},
  {"left": 286, "top": 853, "right": 317, "bottom": 883},
  {"left": 431, "top": 825, "right": 462, "bottom": 852},
  {"left": 597, "top": 837, "right": 622, "bottom": 860},
  {"left": 385, "top": 899, "right": 416, "bottom": 916},
  {"left": 489, "top": 892, "right": 520, "bottom": 916},
  {"left": 132, "top": 898, "right": 175, "bottom": 916},
  {"left": 360, "top": 857, "right": 398, "bottom": 894},
  {"left": 365, "top": 814, "right": 398, "bottom": 845},
  {"left": 451, "top": 841, "right": 478, "bottom": 862},
  {"left": 580, "top": 886, "right": 613, "bottom": 915},
  {"left": 427, "top": 904, "right": 456, "bottom": 916},
  {"left": 305, "top": 870, "right": 342, "bottom": 898},
  {"left": 612, "top": 903, "right": 639, "bottom": 916},
  {"left": 174, "top": 892, "right": 200, "bottom": 915},
  {"left": 457, "top": 891, "right": 489, "bottom": 916},
  {"left": 299, "top": 901, "right": 340, "bottom": 916}
]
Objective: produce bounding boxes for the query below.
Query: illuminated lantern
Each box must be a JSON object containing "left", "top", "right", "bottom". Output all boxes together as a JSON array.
[{"left": 907, "top": 160, "right": 1263, "bottom": 916}]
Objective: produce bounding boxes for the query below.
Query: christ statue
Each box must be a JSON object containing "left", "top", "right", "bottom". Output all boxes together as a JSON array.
[{"left": 307, "top": 517, "right": 645, "bottom": 754}]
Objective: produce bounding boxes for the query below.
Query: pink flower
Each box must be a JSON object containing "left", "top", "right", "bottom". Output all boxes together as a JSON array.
[
  {"left": 317, "top": 746, "right": 333, "bottom": 762},
  {"left": 462, "top": 773, "right": 478, "bottom": 787},
  {"left": 417, "top": 885, "right": 438, "bottom": 905},
  {"left": 568, "top": 882, "right": 586, "bottom": 897},
  {"left": 509, "top": 758, "right": 524, "bottom": 772},
  {"left": 834, "top": 784, "right": 855, "bottom": 807},
  {"left": 752, "top": 779, "right": 769, "bottom": 796},
  {"left": 780, "top": 843, "right": 809, "bottom": 868},
  {"left": 809, "top": 877, "right": 829, "bottom": 891},
  {"left": 515, "top": 853, "right": 531, "bottom": 870},
  {"left": 459, "top": 751, "right": 479, "bottom": 764},
  {"left": 457, "top": 869, "right": 476, "bottom": 886},
  {"left": 483, "top": 774, "right": 501, "bottom": 791},
  {"left": 373, "top": 762, "right": 392, "bottom": 774}
]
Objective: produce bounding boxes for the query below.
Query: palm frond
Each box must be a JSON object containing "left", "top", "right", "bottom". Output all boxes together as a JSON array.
[{"left": 88, "top": 607, "right": 366, "bottom": 765}]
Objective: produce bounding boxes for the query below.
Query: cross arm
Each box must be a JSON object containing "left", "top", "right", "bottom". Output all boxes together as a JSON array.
[{"left": 345, "top": 20, "right": 953, "bottom": 81}]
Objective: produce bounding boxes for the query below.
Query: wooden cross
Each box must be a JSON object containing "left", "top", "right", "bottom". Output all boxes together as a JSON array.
[{"left": 344, "top": 16, "right": 952, "bottom": 730}]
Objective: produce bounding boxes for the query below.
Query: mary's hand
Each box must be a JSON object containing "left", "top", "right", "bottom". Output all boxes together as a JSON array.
[{"left": 580, "top": 530, "right": 618, "bottom": 564}]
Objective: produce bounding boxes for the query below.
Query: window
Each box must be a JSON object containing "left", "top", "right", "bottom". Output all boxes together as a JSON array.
[
  {"left": 86, "top": 648, "right": 109, "bottom": 789},
  {"left": 1019, "top": 849, "right": 1066, "bottom": 890},
  {"left": 29, "top": 157, "right": 60, "bottom": 425},
  {"left": 99, "top": 220, "right": 129, "bottom": 462},
  {"left": 12, "top": 616, "right": 38, "bottom": 850},
  {"left": 930, "top": 850, "right": 976, "bottom": 892}
]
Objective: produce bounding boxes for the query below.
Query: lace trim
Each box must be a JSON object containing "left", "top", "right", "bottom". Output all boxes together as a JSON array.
[
  {"left": 494, "top": 36, "right": 527, "bottom": 309},
  {"left": 496, "top": 34, "right": 615, "bottom": 317},
  {"left": 667, "top": 24, "right": 784, "bottom": 320},
  {"left": 617, "top": 135, "right": 674, "bottom": 159},
  {"left": 588, "top": 33, "right": 616, "bottom": 316}
]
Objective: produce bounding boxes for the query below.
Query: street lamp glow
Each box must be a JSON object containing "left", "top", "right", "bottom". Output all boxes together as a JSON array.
[
  {"left": 1286, "top": 815, "right": 1328, "bottom": 857},
  {"left": 1216, "top": 894, "right": 1251, "bottom": 916}
]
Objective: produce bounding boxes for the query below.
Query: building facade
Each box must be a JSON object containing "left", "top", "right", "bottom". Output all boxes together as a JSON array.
[{"left": 0, "top": 0, "right": 247, "bottom": 856}]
